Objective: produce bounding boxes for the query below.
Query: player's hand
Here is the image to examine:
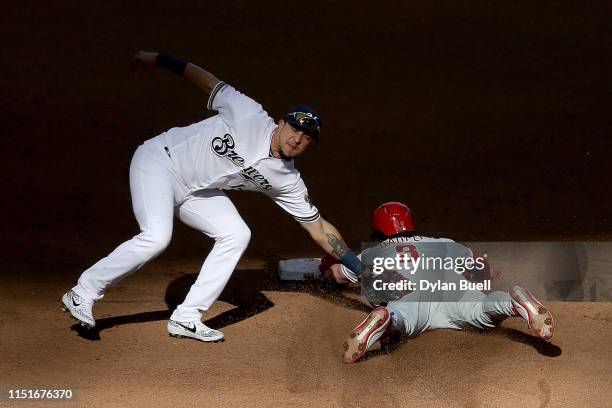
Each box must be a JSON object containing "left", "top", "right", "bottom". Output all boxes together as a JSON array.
[
  {"left": 462, "top": 249, "right": 501, "bottom": 282},
  {"left": 130, "top": 51, "right": 158, "bottom": 76},
  {"left": 361, "top": 267, "right": 412, "bottom": 306},
  {"left": 490, "top": 268, "right": 503, "bottom": 281}
]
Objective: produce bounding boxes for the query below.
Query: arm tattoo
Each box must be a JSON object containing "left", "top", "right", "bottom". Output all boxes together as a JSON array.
[{"left": 326, "top": 234, "right": 349, "bottom": 258}]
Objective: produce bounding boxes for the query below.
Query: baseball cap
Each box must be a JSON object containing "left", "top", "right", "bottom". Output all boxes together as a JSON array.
[{"left": 284, "top": 105, "right": 322, "bottom": 141}]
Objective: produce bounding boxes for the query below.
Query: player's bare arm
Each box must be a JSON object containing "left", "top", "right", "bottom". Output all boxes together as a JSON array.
[
  {"left": 300, "top": 217, "right": 348, "bottom": 257},
  {"left": 300, "top": 217, "right": 366, "bottom": 280},
  {"left": 130, "top": 51, "right": 220, "bottom": 94},
  {"left": 326, "top": 231, "right": 350, "bottom": 258},
  {"left": 183, "top": 63, "right": 221, "bottom": 94}
]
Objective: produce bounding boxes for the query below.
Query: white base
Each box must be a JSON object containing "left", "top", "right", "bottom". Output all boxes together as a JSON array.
[{"left": 278, "top": 258, "right": 322, "bottom": 281}]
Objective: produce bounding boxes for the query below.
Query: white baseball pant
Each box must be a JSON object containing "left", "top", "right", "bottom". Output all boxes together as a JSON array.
[
  {"left": 387, "top": 289, "right": 515, "bottom": 337},
  {"left": 72, "top": 144, "right": 251, "bottom": 322}
]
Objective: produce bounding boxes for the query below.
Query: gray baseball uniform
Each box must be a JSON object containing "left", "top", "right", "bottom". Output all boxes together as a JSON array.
[{"left": 348, "top": 236, "right": 515, "bottom": 337}]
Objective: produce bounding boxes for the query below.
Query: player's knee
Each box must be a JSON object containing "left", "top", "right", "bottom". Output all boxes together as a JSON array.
[
  {"left": 236, "top": 225, "right": 252, "bottom": 248},
  {"left": 224, "top": 223, "right": 251, "bottom": 250},
  {"left": 136, "top": 228, "right": 172, "bottom": 257},
  {"left": 465, "top": 303, "right": 494, "bottom": 328}
]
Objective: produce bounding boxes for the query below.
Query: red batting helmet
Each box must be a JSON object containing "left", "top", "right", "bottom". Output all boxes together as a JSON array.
[{"left": 372, "top": 202, "right": 415, "bottom": 237}]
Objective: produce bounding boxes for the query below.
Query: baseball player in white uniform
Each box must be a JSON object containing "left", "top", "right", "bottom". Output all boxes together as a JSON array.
[
  {"left": 320, "top": 202, "right": 555, "bottom": 363},
  {"left": 61, "top": 51, "right": 366, "bottom": 342}
]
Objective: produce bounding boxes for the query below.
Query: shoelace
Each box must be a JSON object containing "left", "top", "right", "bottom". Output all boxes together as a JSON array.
[
  {"left": 196, "top": 324, "right": 218, "bottom": 336},
  {"left": 201, "top": 327, "right": 216, "bottom": 335}
]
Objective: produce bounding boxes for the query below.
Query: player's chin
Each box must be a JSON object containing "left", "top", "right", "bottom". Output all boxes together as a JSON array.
[
  {"left": 284, "top": 145, "right": 307, "bottom": 158},
  {"left": 282, "top": 147, "right": 299, "bottom": 158}
]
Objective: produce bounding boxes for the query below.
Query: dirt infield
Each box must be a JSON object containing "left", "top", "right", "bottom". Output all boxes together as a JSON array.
[
  {"left": 2, "top": 256, "right": 612, "bottom": 407},
  {"left": 2, "top": 1, "right": 611, "bottom": 407}
]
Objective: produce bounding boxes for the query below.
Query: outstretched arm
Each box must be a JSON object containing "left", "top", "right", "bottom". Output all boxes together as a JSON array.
[
  {"left": 301, "top": 217, "right": 350, "bottom": 258},
  {"left": 300, "top": 217, "right": 366, "bottom": 278},
  {"left": 130, "top": 51, "right": 221, "bottom": 94}
]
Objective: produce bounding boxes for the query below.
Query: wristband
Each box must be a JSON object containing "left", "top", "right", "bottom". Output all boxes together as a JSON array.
[
  {"left": 156, "top": 53, "right": 188, "bottom": 77},
  {"left": 339, "top": 250, "right": 364, "bottom": 276}
]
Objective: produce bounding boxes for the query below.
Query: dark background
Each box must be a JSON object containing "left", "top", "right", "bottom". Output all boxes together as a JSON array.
[
  {"left": 1, "top": 3, "right": 611, "bottom": 406},
  {"left": 2, "top": 1, "right": 610, "bottom": 269}
]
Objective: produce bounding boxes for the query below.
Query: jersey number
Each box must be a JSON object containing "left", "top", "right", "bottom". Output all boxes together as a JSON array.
[{"left": 395, "top": 244, "right": 419, "bottom": 259}]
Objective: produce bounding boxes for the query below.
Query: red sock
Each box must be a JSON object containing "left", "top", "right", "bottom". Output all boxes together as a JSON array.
[{"left": 511, "top": 304, "right": 521, "bottom": 317}]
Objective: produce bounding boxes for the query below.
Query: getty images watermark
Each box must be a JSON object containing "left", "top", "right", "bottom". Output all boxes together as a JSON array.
[
  {"left": 370, "top": 253, "right": 491, "bottom": 292},
  {"left": 359, "top": 241, "right": 611, "bottom": 302}
]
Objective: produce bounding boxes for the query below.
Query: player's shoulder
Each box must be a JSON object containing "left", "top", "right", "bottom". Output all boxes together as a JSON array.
[
  {"left": 208, "top": 82, "right": 270, "bottom": 122},
  {"left": 207, "top": 82, "right": 248, "bottom": 109},
  {"left": 379, "top": 235, "right": 455, "bottom": 243},
  {"left": 412, "top": 235, "right": 455, "bottom": 243},
  {"left": 257, "top": 157, "right": 304, "bottom": 192}
]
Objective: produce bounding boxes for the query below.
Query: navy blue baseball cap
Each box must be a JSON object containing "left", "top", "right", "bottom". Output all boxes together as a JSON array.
[{"left": 284, "top": 105, "right": 322, "bottom": 141}]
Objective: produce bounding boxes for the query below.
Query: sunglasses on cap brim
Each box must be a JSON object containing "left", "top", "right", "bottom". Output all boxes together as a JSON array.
[{"left": 286, "top": 112, "right": 320, "bottom": 138}]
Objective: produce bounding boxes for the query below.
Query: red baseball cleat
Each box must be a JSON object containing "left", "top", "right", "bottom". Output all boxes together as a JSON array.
[
  {"left": 342, "top": 307, "right": 391, "bottom": 363},
  {"left": 510, "top": 285, "right": 555, "bottom": 341}
]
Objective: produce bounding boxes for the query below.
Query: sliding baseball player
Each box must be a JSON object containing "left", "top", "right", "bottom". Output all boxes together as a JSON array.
[{"left": 320, "top": 202, "right": 555, "bottom": 363}]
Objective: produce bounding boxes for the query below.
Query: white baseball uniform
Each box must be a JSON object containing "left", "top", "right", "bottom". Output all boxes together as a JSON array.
[
  {"left": 73, "top": 82, "right": 320, "bottom": 322},
  {"left": 342, "top": 236, "right": 515, "bottom": 336}
]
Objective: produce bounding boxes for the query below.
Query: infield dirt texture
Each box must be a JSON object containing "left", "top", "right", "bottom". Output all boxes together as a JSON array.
[{"left": 1, "top": 1, "right": 611, "bottom": 407}]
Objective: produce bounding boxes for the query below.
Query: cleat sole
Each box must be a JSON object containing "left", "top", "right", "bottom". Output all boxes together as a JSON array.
[
  {"left": 342, "top": 307, "right": 391, "bottom": 364},
  {"left": 169, "top": 333, "right": 223, "bottom": 343},
  {"left": 510, "top": 286, "right": 554, "bottom": 341}
]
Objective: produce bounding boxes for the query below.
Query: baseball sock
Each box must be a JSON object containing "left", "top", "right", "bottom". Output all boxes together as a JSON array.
[{"left": 386, "top": 307, "right": 405, "bottom": 333}]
